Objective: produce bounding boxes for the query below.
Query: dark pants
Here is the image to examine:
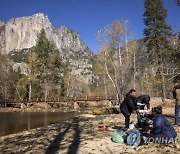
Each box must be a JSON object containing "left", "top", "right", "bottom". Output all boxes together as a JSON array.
[
  {"left": 122, "top": 112, "right": 130, "bottom": 128},
  {"left": 137, "top": 113, "right": 142, "bottom": 127},
  {"left": 137, "top": 113, "right": 150, "bottom": 133},
  {"left": 175, "top": 105, "right": 180, "bottom": 125}
]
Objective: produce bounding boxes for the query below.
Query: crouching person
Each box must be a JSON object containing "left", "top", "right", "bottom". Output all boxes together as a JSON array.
[{"left": 145, "top": 105, "right": 177, "bottom": 140}]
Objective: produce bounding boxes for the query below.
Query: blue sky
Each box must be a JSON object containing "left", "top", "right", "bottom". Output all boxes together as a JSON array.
[{"left": 0, "top": 0, "right": 179, "bottom": 53}]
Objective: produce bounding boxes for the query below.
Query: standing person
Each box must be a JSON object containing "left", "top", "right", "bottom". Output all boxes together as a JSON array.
[
  {"left": 120, "top": 89, "right": 137, "bottom": 128},
  {"left": 173, "top": 83, "right": 180, "bottom": 126},
  {"left": 136, "top": 95, "right": 150, "bottom": 110}
]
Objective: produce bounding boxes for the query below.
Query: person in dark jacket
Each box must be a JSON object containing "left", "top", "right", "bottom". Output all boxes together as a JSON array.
[
  {"left": 136, "top": 95, "right": 151, "bottom": 128},
  {"left": 120, "top": 89, "right": 137, "bottom": 128},
  {"left": 136, "top": 95, "right": 150, "bottom": 110},
  {"left": 173, "top": 83, "right": 180, "bottom": 126},
  {"left": 146, "top": 105, "right": 177, "bottom": 139}
]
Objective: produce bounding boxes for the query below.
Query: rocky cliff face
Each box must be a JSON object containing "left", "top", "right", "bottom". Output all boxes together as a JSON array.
[
  {"left": 0, "top": 14, "right": 50, "bottom": 52},
  {"left": 0, "top": 13, "right": 93, "bottom": 83},
  {"left": 0, "top": 21, "right": 5, "bottom": 28}
]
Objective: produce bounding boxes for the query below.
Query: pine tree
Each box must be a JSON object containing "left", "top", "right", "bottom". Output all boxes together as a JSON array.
[
  {"left": 0, "top": 53, "right": 23, "bottom": 102},
  {"left": 174, "top": 32, "right": 180, "bottom": 66},
  {"left": 172, "top": 32, "right": 180, "bottom": 82},
  {"left": 143, "top": 0, "right": 172, "bottom": 101},
  {"left": 30, "top": 29, "right": 64, "bottom": 101}
]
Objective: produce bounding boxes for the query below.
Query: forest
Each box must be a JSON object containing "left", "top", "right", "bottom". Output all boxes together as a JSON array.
[{"left": 0, "top": 0, "right": 179, "bottom": 103}]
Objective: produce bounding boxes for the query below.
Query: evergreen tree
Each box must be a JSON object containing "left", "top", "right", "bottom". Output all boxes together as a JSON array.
[
  {"left": 172, "top": 32, "right": 180, "bottom": 82},
  {"left": 0, "top": 53, "right": 22, "bottom": 102},
  {"left": 9, "top": 66, "right": 23, "bottom": 101},
  {"left": 143, "top": 0, "right": 172, "bottom": 100},
  {"left": 174, "top": 32, "right": 180, "bottom": 66},
  {"left": 30, "top": 29, "right": 64, "bottom": 101}
]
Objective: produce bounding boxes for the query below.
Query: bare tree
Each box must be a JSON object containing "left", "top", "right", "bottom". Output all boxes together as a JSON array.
[
  {"left": 26, "top": 51, "right": 38, "bottom": 101},
  {"left": 96, "top": 30, "right": 109, "bottom": 99},
  {"left": 96, "top": 20, "right": 133, "bottom": 103}
]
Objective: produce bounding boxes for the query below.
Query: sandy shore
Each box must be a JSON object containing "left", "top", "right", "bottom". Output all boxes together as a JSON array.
[
  {"left": 0, "top": 112, "right": 179, "bottom": 154},
  {"left": 0, "top": 99, "right": 179, "bottom": 154}
]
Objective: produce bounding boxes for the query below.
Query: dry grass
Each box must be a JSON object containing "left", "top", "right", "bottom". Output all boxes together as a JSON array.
[{"left": 150, "top": 97, "right": 175, "bottom": 115}]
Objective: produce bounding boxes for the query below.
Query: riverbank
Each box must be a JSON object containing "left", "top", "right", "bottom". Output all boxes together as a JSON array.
[
  {"left": 0, "top": 97, "right": 174, "bottom": 113},
  {"left": 0, "top": 107, "right": 74, "bottom": 113},
  {"left": 0, "top": 112, "right": 179, "bottom": 154},
  {"left": 0, "top": 99, "right": 179, "bottom": 153},
  {"left": 0, "top": 100, "right": 112, "bottom": 113},
  {"left": 0, "top": 102, "right": 75, "bottom": 113}
]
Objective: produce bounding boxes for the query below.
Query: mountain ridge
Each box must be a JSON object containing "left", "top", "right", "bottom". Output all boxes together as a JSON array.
[{"left": 0, "top": 13, "right": 93, "bottom": 84}]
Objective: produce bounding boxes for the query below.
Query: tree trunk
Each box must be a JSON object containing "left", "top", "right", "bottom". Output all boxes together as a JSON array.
[
  {"left": 118, "top": 44, "right": 124, "bottom": 91},
  {"left": 66, "top": 73, "right": 71, "bottom": 97},
  {"left": 103, "top": 74, "right": 108, "bottom": 100},
  {"left": 44, "top": 82, "right": 49, "bottom": 103},
  {"left": 160, "top": 52, "right": 166, "bottom": 101},
  {"left": 133, "top": 46, "right": 136, "bottom": 89},
  {"left": 44, "top": 88, "right": 48, "bottom": 103},
  {"left": 124, "top": 31, "right": 129, "bottom": 59},
  {"left": 104, "top": 51, "right": 120, "bottom": 103},
  {"left": 161, "top": 66, "right": 166, "bottom": 101},
  {"left": 28, "top": 82, "right": 32, "bottom": 102},
  {"left": 13, "top": 83, "right": 22, "bottom": 101}
]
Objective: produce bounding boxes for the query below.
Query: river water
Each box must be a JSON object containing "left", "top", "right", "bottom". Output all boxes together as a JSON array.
[{"left": 0, "top": 111, "right": 78, "bottom": 137}]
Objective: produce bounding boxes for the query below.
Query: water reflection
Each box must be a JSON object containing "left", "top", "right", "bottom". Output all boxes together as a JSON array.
[{"left": 0, "top": 111, "right": 78, "bottom": 137}]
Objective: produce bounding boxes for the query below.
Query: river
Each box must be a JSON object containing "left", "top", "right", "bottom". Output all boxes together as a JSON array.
[{"left": 0, "top": 111, "right": 79, "bottom": 137}]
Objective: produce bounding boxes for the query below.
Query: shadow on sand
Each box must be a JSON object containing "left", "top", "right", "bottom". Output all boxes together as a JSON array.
[{"left": 45, "top": 117, "right": 81, "bottom": 154}]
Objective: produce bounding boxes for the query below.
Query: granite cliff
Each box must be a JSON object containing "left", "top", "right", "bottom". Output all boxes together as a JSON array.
[{"left": 0, "top": 13, "right": 93, "bottom": 83}]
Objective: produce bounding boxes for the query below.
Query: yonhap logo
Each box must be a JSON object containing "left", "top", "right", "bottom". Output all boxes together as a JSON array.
[{"left": 143, "top": 136, "right": 180, "bottom": 144}]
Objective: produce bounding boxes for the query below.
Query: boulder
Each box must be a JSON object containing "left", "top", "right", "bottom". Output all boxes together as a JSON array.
[
  {"left": 33, "top": 102, "right": 51, "bottom": 109},
  {"left": 74, "top": 102, "right": 80, "bottom": 111},
  {"left": 20, "top": 103, "right": 26, "bottom": 109},
  {"left": 52, "top": 103, "right": 60, "bottom": 108}
]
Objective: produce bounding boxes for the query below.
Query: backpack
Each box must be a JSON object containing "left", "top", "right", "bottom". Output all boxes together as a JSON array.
[
  {"left": 111, "top": 130, "right": 126, "bottom": 143},
  {"left": 125, "top": 129, "right": 141, "bottom": 147}
]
